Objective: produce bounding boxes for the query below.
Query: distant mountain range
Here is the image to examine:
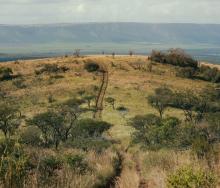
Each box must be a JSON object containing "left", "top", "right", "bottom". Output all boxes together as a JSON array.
[
  {"left": 0, "top": 23, "right": 220, "bottom": 64},
  {"left": 1, "top": 23, "right": 220, "bottom": 44}
]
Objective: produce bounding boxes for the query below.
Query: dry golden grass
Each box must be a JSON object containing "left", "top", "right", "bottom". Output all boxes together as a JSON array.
[
  {"left": 21, "top": 148, "right": 118, "bottom": 188},
  {"left": 1, "top": 55, "right": 218, "bottom": 187},
  {"left": 0, "top": 54, "right": 210, "bottom": 148}
]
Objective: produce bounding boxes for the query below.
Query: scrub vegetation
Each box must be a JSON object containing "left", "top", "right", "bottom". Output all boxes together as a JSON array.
[{"left": 0, "top": 50, "right": 219, "bottom": 188}]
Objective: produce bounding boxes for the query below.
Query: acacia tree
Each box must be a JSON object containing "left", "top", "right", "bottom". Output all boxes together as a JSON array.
[
  {"left": 105, "top": 97, "right": 116, "bottom": 109},
  {"left": 0, "top": 102, "right": 21, "bottom": 139},
  {"left": 148, "top": 87, "right": 173, "bottom": 119},
  {"left": 74, "top": 49, "right": 81, "bottom": 58},
  {"left": 128, "top": 114, "right": 180, "bottom": 149},
  {"left": 82, "top": 95, "right": 96, "bottom": 109},
  {"left": 173, "top": 91, "right": 198, "bottom": 122},
  {"left": 129, "top": 51, "right": 134, "bottom": 57},
  {"left": 59, "top": 105, "right": 82, "bottom": 140},
  {"left": 27, "top": 111, "right": 63, "bottom": 149},
  {"left": 84, "top": 61, "right": 109, "bottom": 119},
  {"left": 112, "top": 52, "right": 115, "bottom": 59},
  {"left": 27, "top": 97, "right": 83, "bottom": 149}
]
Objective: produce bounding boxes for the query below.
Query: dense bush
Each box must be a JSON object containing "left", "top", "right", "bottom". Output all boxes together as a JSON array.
[
  {"left": 176, "top": 67, "right": 196, "bottom": 79},
  {"left": 27, "top": 111, "right": 65, "bottom": 149},
  {"left": 150, "top": 49, "right": 220, "bottom": 83},
  {"left": 167, "top": 167, "right": 217, "bottom": 188},
  {"left": 65, "top": 154, "right": 91, "bottom": 174},
  {"left": 150, "top": 49, "right": 198, "bottom": 68},
  {"left": 35, "top": 64, "right": 69, "bottom": 75},
  {"left": 84, "top": 62, "right": 100, "bottom": 72},
  {"left": 39, "top": 155, "right": 63, "bottom": 179},
  {"left": 197, "top": 65, "right": 220, "bottom": 83},
  {"left": 148, "top": 86, "right": 174, "bottom": 118},
  {"left": 27, "top": 106, "right": 83, "bottom": 149},
  {"left": 129, "top": 114, "right": 181, "bottom": 150},
  {"left": 71, "top": 119, "right": 112, "bottom": 138},
  {"left": 67, "top": 119, "right": 112, "bottom": 151},
  {"left": 0, "top": 67, "right": 13, "bottom": 81},
  {"left": 20, "top": 126, "right": 42, "bottom": 146}
]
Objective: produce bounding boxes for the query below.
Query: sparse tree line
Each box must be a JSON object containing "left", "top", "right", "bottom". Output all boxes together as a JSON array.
[
  {"left": 150, "top": 49, "right": 220, "bottom": 83},
  {"left": 129, "top": 85, "right": 220, "bottom": 187},
  {"left": 130, "top": 85, "right": 220, "bottom": 164}
]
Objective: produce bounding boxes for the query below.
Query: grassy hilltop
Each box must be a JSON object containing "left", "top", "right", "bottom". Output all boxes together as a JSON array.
[{"left": 0, "top": 54, "right": 219, "bottom": 187}]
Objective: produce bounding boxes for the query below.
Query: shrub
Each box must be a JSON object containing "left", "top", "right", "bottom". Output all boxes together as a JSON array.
[
  {"left": 148, "top": 86, "right": 174, "bottom": 118},
  {"left": 84, "top": 62, "right": 100, "bottom": 72},
  {"left": 63, "top": 98, "right": 85, "bottom": 108},
  {"left": 176, "top": 67, "right": 196, "bottom": 79},
  {"left": 129, "top": 114, "right": 181, "bottom": 149},
  {"left": 27, "top": 111, "right": 65, "bottom": 149},
  {"left": 65, "top": 154, "right": 90, "bottom": 174},
  {"left": 39, "top": 155, "right": 63, "bottom": 178},
  {"left": 150, "top": 49, "right": 198, "bottom": 68},
  {"left": 0, "top": 139, "right": 16, "bottom": 157},
  {"left": 116, "top": 106, "right": 128, "bottom": 112},
  {"left": 167, "top": 167, "right": 217, "bottom": 188},
  {"left": 12, "top": 77, "right": 26, "bottom": 89},
  {"left": 206, "top": 112, "right": 220, "bottom": 141},
  {"left": 105, "top": 97, "right": 116, "bottom": 109},
  {"left": 67, "top": 119, "right": 112, "bottom": 151},
  {"left": 198, "top": 66, "right": 220, "bottom": 83},
  {"left": 0, "top": 88, "right": 6, "bottom": 98},
  {"left": 147, "top": 63, "right": 153, "bottom": 72},
  {"left": 66, "top": 138, "right": 112, "bottom": 152},
  {"left": 0, "top": 102, "right": 21, "bottom": 139},
  {"left": 82, "top": 95, "right": 96, "bottom": 109},
  {"left": 0, "top": 67, "right": 13, "bottom": 81},
  {"left": 116, "top": 106, "right": 129, "bottom": 118},
  {"left": 71, "top": 119, "right": 112, "bottom": 138},
  {"left": 35, "top": 64, "right": 69, "bottom": 75},
  {"left": 48, "top": 94, "right": 55, "bottom": 103},
  {"left": 191, "top": 133, "right": 212, "bottom": 159},
  {"left": 0, "top": 141, "right": 29, "bottom": 188},
  {"left": 20, "top": 126, "right": 42, "bottom": 146}
]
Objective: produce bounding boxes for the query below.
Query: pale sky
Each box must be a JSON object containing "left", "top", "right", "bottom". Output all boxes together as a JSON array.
[{"left": 0, "top": 0, "right": 220, "bottom": 24}]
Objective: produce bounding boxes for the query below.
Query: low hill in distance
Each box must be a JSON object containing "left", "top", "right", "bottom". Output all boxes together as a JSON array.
[{"left": 1, "top": 23, "right": 220, "bottom": 63}]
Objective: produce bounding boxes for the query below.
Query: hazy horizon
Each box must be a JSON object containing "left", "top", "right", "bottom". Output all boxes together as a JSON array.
[{"left": 2, "top": 22, "right": 220, "bottom": 26}]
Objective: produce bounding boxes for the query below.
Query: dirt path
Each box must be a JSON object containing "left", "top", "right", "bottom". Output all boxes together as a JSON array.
[
  {"left": 105, "top": 149, "right": 148, "bottom": 188},
  {"left": 136, "top": 162, "right": 148, "bottom": 188}
]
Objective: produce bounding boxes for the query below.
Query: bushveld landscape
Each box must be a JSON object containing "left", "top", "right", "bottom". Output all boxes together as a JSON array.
[{"left": 0, "top": 49, "right": 220, "bottom": 188}]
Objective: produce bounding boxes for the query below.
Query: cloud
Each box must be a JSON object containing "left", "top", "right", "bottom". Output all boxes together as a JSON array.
[{"left": 0, "top": 0, "right": 220, "bottom": 24}]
